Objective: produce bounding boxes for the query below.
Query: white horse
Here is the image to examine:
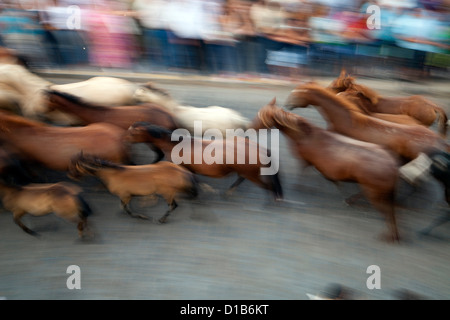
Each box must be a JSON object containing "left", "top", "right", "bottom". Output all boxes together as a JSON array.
[
  {"left": 0, "top": 64, "right": 151, "bottom": 124},
  {"left": 133, "top": 86, "right": 250, "bottom": 136},
  {"left": 0, "top": 63, "right": 251, "bottom": 132}
]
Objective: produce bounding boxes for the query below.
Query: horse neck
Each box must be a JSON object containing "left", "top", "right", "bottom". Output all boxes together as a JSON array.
[
  {"left": 0, "top": 65, "right": 50, "bottom": 95},
  {"left": 138, "top": 89, "right": 178, "bottom": 111},
  {"left": 51, "top": 96, "right": 104, "bottom": 123},
  {"left": 269, "top": 109, "right": 309, "bottom": 141},
  {"left": 307, "top": 88, "right": 356, "bottom": 127},
  {"left": 144, "top": 133, "right": 175, "bottom": 153},
  {"left": 77, "top": 162, "right": 112, "bottom": 181},
  {"left": 0, "top": 114, "right": 43, "bottom": 133},
  {"left": 0, "top": 183, "right": 18, "bottom": 199}
]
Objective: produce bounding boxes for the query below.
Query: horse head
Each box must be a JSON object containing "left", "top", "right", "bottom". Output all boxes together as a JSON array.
[
  {"left": 284, "top": 83, "right": 316, "bottom": 110},
  {"left": 68, "top": 151, "right": 96, "bottom": 180},
  {"left": 133, "top": 83, "right": 178, "bottom": 111},
  {"left": 328, "top": 69, "right": 355, "bottom": 93},
  {"left": 250, "top": 98, "right": 278, "bottom": 130},
  {"left": 128, "top": 122, "right": 172, "bottom": 139}
]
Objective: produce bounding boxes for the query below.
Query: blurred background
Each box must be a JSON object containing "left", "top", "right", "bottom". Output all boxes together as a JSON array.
[{"left": 0, "top": 0, "right": 449, "bottom": 81}]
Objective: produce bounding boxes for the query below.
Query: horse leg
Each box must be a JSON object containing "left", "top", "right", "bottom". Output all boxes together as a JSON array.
[
  {"left": 77, "top": 218, "right": 88, "bottom": 238},
  {"left": 419, "top": 183, "right": 450, "bottom": 235},
  {"left": 120, "top": 196, "right": 149, "bottom": 220},
  {"left": 150, "top": 146, "right": 165, "bottom": 163},
  {"left": 159, "top": 199, "right": 178, "bottom": 224},
  {"left": 13, "top": 210, "right": 38, "bottom": 236},
  {"left": 225, "top": 176, "right": 246, "bottom": 197},
  {"left": 332, "top": 181, "right": 364, "bottom": 206},
  {"left": 363, "top": 187, "right": 400, "bottom": 243},
  {"left": 345, "top": 192, "right": 364, "bottom": 206},
  {"left": 244, "top": 172, "right": 283, "bottom": 202}
]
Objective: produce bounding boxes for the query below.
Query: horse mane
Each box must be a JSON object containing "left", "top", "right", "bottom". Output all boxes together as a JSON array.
[
  {"left": 259, "top": 104, "right": 313, "bottom": 135},
  {"left": 141, "top": 82, "right": 172, "bottom": 98},
  {"left": 46, "top": 90, "right": 109, "bottom": 111},
  {"left": 75, "top": 154, "right": 126, "bottom": 171},
  {"left": 330, "top": 71, "right": 380, "bottom": 106},
  {"left": 348, "top": 83, "right": 379, "bottom": 105},
  {"left": 303, "top": 82, "right": 365, "bottom": 114},
  {"left": 0, "top": 110, "right": 46, "bottom": 131},
  {"left": 131, "top": 122, "right": 174, "bottom": 139},
  {"left": 0, "top": 64, "right": 51, "bottom": 90}
]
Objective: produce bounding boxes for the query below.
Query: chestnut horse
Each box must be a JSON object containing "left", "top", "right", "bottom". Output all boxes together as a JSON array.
[
  {"left": 126, "top": 123, "right": 283, "bottom": 201},
  {"left": 0, "top": 111, "right": 130, "bottom": 172},
  {"left": 284, "top": 82, "right": 449, "bottom": 162},
  {"left": 336, "top": 91, "right": 424, "bottom": 127},
  {"left": 329, "top": 70, "right": 448, "bottom": 136},
  {"left": 250, "top": 99, "right": 401, "bottom": 242},
  {"left": 45, "top": 90, "right": 179, "bottom": 131},
  {"left": 45, "top": 90, "right": 180, "bottom": 162}
]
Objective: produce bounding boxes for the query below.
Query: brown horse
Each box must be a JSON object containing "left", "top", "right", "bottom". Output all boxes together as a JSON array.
[
  {"left": 0, "top": 181, "right": 92, "bottom": 238},
  {"left": 68, "top": 153, "right": 198, "bottom": 223},
  {"left": 329, "top": 70, "right": 448, "bottom": 135},
  {"left": 44, "top": 89, "right": 180, "bottom": 131},
  {"left": 284, "top": 82, "right": 449, "bottom": 162},
  {"left": 45, "top": 89, "right": 181, "bottom": 162},
  {"left": 126, "top": 122, "right": 283, "bottom": 201},
  {"left": 336, "top": 91, "right": 424, "bottom": 127},
  {"left": 250, "top": 99, "right": 401, "bottom": 242},
  {"left": 0, "top": 110, "right": 130, "bottom": 172}
]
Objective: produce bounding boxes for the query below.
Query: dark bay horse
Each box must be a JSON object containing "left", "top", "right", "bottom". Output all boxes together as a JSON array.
[
  {"left": 250, "top": 99, "right": 401, "bottom": 242},
  {"left": 329, "top": 70, "right": 448, "bottom": 136},
  {"left": 126, "top": 122, "right": 283, "bottom": 201},
  {"left": 69, "top": 153, "right": 198, "bottom": 223},
  {"left": 0, "top": 110, "right": 130, "bottom": 172},
  {"left": 284, "top": 82, "right": 449, "bottom": 162}
]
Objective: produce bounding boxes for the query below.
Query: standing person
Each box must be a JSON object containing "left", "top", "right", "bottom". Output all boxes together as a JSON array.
[
  {"left": 41, "top": 0, "right": 90, "bottom": 66},
  {"left": 222, "top": 0, "right": 260, "bottom": 76},
  {"left": 201, "top": 0, "right": 239, "bottom": 76},
  {"left": 392, "top": 5, "right": 448, "bottom": 79},
  {"left": 249, "top": 0, "right": 288, "bottom": 75},
  {"left": 132, "top": 0, "right": 171, "bottom": 71},
  {"left": 84, "top": 0, "right": 140, "bottom": 69},
  {"left": 164, "top": 0, "right": 207, "bottom": 72},
  {"left": 0, "top": 1, "right": 52, "bottom": 67}
]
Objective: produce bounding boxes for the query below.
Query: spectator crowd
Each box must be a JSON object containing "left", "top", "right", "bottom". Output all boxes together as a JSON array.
[{"left": 0, "top": 0, "right": 449, "bottom": 79}]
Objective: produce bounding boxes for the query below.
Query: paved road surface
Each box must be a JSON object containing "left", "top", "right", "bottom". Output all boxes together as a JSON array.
[{"left": 0, "top": 73, "right": 449, "bottom": 300}]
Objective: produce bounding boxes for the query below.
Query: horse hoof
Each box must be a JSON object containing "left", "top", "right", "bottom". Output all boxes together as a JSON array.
[
  {"left": 378, "top": 233, "right": 400, "bottom": 243},
  {"left": 158, "top": 217, "right": 167, "bottom": 224}
]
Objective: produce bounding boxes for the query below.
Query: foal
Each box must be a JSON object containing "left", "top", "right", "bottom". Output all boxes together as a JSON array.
[
  {"left": 0, "top": 181, "right": 92, "bottom": 238},
  {"left": 69, "top": 153, "right": 198, "bottom": 223}
]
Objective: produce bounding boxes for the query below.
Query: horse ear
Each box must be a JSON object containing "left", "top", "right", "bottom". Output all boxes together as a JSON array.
[
  {"left": 339, "top": 68, "right": 347, "bottom": 78},
  {"left": 269, "top": 98, "right": 276, "bottom": 106}
]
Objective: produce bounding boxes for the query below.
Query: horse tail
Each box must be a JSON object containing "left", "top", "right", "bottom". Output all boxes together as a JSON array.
[
  {"left": 434, "top": 105, "right": 448, "bottom": 136},
  {"left": 77, "top": 194, "right": 93, "bottom": 219},
  {"left": 270, "top": 171, "right": 283, "bottom": 201},
  {"left": 181, "top": 172, "right": 199, "bottom": 199}
]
